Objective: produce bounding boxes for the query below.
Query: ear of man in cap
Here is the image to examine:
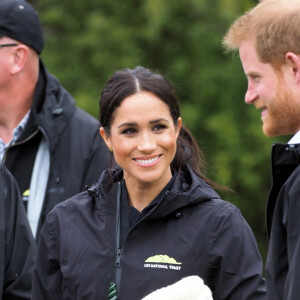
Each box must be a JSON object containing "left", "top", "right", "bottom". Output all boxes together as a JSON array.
[{"left": 0, "top": 0, "right": 44, "bottom": 54}]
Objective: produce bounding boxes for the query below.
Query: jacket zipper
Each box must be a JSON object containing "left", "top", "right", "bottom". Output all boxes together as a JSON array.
[
  {"left": 113, "top": 190, "right": 170, "bottom": 298},
  {"left": 2, "top": 127, "right": 41, "bottom": 163},
  {"left": 114, "top": 248, "right": 122, "bottom": 296},
  {"left": 113, "top": 182, "right": 122, "bottom": 299},
  {"left": 2, "top": 126, "right": 51, "bottom": 236}
]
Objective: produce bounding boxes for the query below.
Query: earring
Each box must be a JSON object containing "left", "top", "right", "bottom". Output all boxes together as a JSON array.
[{"left": 108, "top": 147, "right": 113, "bottom": 152}]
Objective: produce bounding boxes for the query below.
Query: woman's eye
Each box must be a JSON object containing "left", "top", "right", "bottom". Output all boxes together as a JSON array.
[
  {"left": 121, "top": 128, "right": 136, "bottom": 135},
  {"left": 153, "top": 124, "right": 167, "bottom": 131}
]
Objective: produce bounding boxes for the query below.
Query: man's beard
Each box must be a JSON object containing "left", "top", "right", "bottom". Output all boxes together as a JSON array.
[{"left": 263, "top": 83, "right": 300, "bottom": 137}]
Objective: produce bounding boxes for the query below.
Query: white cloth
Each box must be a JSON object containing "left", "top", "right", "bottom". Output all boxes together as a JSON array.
[
  {"left": 141, "top": 276, "right": 213, "bottom": 300},
  {"left": 288, "top": 130, "right": 300, "bottom": 144}
]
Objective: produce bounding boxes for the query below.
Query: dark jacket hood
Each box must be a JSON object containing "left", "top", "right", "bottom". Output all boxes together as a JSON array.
[
  {"left": 38, "top": 61, "right": 76, "bottom": 150},
  {"left": 88, "top": 165, "right": 221, "bottom": 218},
  {"left": 22, "top": 60, "right": 76, "bottom": 151}
]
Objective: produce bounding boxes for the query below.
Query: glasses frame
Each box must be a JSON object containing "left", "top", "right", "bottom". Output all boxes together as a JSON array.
[{"left": 0, "top": 43, "right": 19, "bottom": 49}]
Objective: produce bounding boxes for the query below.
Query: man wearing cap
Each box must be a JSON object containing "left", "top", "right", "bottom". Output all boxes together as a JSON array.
[{"left": 0, "top": 0, "right": 109, "bottom": 241}]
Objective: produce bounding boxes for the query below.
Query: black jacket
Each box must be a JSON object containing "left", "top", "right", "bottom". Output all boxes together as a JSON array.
[
  {"left": 0, "top": 163, "right": 37, "bottom": 300},
  {"left": 3, "top": 61, "right": 109, "bottom": 240},
  {"left": 266, "top": 143, "right": 300, "bottom": 300},
  {"left": 33, "top": 166, "right": 266, "bottom": 300}
]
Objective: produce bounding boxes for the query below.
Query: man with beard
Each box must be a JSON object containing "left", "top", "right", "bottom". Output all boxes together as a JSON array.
[{"left": 223, "top": 0, "right": 300, "bottom": 299}]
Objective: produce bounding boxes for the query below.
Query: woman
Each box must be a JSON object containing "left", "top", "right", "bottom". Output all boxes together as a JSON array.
[{"left": 32, "top": 66, "right": 266, "bottom": 299}]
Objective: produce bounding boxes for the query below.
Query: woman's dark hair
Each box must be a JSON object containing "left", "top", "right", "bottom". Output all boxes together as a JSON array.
[{"left": 99, "top": 66, "right": 226, "bottom": 191}]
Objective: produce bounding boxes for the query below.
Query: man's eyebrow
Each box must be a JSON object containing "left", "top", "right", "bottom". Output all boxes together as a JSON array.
[{"left": 246, "top": 71, "right": 261, "bottom": 77}]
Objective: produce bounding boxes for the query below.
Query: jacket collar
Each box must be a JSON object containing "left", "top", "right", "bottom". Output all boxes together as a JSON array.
[
  {"left": 18, "top": 61, "right": 46, "bottom": 140},
  {"left": 19, "top": 60, "right": 76, "bottom": 151},
  {"left": 267, "top": 142, "right": 300, "bottom": 237},
  {"left": 91, "top": 165, "right": 220, "bottom": 218}
]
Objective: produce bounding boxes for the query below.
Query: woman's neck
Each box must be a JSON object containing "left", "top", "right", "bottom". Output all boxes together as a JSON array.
[{"left": 124, "top": 176, "right": 171, "bottom": 212}]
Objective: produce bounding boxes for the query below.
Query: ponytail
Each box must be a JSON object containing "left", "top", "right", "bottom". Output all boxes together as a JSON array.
[{"left": 173, "top": 125, "right": 229, "bottom": 191}]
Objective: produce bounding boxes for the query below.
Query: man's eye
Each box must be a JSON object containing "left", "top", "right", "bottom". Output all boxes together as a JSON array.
[{"left": 251, "top": 76, "right": 260, "bottom": 83}]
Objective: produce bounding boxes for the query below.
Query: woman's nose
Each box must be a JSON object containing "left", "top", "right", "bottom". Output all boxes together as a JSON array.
[{"left": 137, "top": 132, "right": 156, "bottom": 152}]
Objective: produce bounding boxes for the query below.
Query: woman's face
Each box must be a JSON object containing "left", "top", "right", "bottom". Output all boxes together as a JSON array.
[{"left": 100, "top": 91, "right": 181, "bottom": 189}]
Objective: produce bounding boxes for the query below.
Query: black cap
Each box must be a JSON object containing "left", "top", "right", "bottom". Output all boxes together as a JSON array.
[{"left": 0, "top": 0, "right": 44, "bottom": 54}]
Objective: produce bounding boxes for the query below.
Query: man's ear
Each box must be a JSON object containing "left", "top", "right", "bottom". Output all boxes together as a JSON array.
[
  {"left": 285, "top": 52, "right": 300, "bottom": 84},
  {"left": 10, "top": 45, "right": 29, "bottom": 74}
]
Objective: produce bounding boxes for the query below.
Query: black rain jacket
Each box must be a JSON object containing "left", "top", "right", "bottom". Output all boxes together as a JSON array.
[
  {"left": 33, "top": 166, "right": 266, "bottom": 300},
  {"left": 3, "top": 61, "right": 109, "bottom": 240},
  {"left": 266, "top": 143, "right": 300, "bottom": 300},
  {"left": 0, "top": 163, "right": 36, "bottom": 300}
]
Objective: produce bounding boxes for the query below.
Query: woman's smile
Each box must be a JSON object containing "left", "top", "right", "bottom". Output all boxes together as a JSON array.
[{"left": 133, "top": 154, "right": 162, "bottom": 167}]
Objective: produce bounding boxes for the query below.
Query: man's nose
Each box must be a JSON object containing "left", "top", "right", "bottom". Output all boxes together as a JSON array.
[{"left": 245, "top": 84, "right": 258, "bottom": 104}]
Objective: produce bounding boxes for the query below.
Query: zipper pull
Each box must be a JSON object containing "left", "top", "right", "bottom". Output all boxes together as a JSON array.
[{"left": 115, "top": 248, "right": 122, "bottom": 267}]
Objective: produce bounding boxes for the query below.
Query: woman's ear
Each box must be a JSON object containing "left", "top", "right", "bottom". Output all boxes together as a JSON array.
[
  {"left": 99, "top": 127, "right": 112, "bottom": 151},
  {"left": 176, "top": 117, "right": 182, "bottom": 138},
  {"left": 285, "top": 52, "right": 300, "bottom": 84}
]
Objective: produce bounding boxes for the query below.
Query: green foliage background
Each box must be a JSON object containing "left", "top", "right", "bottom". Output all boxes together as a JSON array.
[{"left": 29, "top": 0, "right": 289, "bottom": 266}]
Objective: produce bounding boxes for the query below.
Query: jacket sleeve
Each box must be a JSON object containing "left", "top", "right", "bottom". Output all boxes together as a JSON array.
[
  {"left": 32, "top": 210, "right": 64, "bottom": 300},
  {"left": 208, "top": 203, "right": 266, "bottom": 300},
  {"left": 1, "top": 164, "right": 37, "bottom": 300},
  {"left": 283, "top": 232, "right": 300, "bottom": 300},
  {"left": 277, "top": 174, "right": 300, "bottom": 300}
]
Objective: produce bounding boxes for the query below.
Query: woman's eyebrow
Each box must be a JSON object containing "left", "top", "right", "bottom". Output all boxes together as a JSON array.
[
  {"left": 117, "top": 118, "right": 169, "bottom": 128},
  {"left": 149, "top": 118, "right": 169, "bottom": 124},
  {"left": 117, "top": 122, "right": 137, "bottom": 128}
]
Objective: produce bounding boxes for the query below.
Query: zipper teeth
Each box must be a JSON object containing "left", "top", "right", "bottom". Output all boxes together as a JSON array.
[
  {"left": 114, "top": 183, "right": 122, "bottom": 297},
  {"left": 113, "top": 190, "right": 170, "bottom": 297}
]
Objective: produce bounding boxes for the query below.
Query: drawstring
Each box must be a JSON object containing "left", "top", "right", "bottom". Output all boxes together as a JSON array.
[
  {"left": 108, "top": 182, "right": 121, "bottom": 299},
  {"left": 108, "top": 282, "right": 117, "bottom": 300}
]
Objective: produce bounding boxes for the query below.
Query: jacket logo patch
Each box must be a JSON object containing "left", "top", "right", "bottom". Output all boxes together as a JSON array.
[
  {"left": 22, "top": 189, "right": 30, "bottom": 202},
  {"left": 144, "top": 255, "right": 182, "bottom": 271}
]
